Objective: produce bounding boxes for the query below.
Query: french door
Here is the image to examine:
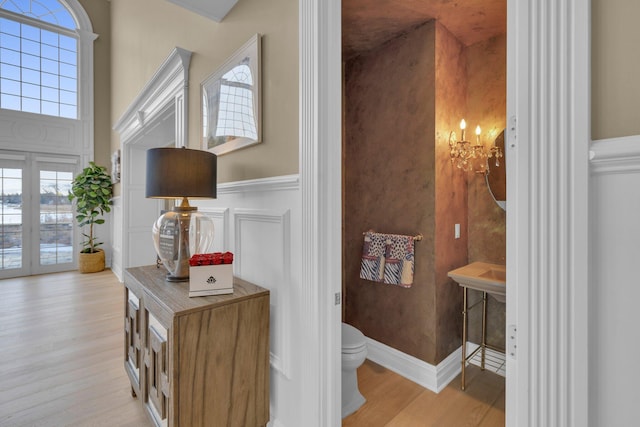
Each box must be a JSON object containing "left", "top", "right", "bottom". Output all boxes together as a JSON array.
[{"left": 0, "top": 151, "right": 78, "bottom": 278}]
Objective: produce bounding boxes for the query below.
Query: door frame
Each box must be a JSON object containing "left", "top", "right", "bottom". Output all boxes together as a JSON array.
[
  {"left": 0, "top": 151, "right": 79, "bottom": 279},
  {"left": 303, "top": 0, "right": 591, "bottom": 425}
]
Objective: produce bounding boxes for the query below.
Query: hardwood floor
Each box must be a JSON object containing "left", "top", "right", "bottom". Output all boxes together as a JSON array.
[
  {"left": 0, "top": 270, "right": 150, "bottom": 427},
  {"left": 343, "top": 361, "right": 505, "bottom": 427},
  {"left": 0, "top": 270, "right": 504, "bottom": 426}
]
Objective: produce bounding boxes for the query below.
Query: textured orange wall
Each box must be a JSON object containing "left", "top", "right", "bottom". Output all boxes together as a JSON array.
[
  {"left": 343, "top": 22, "right": 506, "bottom": 365},
  {"left": 344, "top": 21, "right": 438, "bottom": 363},
  {"left": 465, "top": 34, "right": 507, "bottom": 347},
  {"left": 433, "top": 23, "right": 469, "bottom": 362},
  {"left": 344, "top": 21, "right": 469, "bottom": 365}
]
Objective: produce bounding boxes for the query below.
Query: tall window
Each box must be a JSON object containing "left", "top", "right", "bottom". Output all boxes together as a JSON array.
[
  {"left": 216, "top": 63, "right": 257, "bottom": 140},
  {"left": 0, "top": 0, "right": 78, "bottom": 118}
]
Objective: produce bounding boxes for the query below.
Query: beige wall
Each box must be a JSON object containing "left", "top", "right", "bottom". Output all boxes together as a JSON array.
[
  {"left": 77, "top": 0, "right": 111, "bottom": 169},
  {"left": 109, "top": 0, "right": 298, "bottom": 183},
  {"left": 592, "top": 0, "right": 640, "bottom": 140}
]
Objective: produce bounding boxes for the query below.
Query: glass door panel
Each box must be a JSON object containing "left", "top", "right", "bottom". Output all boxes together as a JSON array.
[
  {"left": 0, "top": 167, "right": 24, "bottom": 273},
  {"left": 39, "top": 170, "right": 74, "bottom": 266},
  {"left": 0, "top": 152, "right": 78, "bottom": 278},
  {"left": 32, "top": 158, "right": 77, "bottom": 275}
]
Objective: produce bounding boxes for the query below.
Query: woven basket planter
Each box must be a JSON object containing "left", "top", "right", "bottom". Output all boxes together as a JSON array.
[{"left": 78, "top": 249, "right": 105, "bottom": 273}]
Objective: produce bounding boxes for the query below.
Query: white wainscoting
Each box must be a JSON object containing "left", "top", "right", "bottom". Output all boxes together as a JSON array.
[
  {"left": 589, "top": 135, "right": 640, "bottom": 426},
  {"left": 192, "top": 174, "right": 300, "bottom": 427},
  {"left": 111, "top": 196, "right": 123, "bottom": 280}
]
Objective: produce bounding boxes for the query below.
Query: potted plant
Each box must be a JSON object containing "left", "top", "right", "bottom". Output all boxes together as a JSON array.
[{"left": 68, "top": 161, "right": 113, "bottom": 273}]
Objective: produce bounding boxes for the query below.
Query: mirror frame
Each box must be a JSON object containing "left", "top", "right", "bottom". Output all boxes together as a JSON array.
[
  {"left": 201, "top": 34, "right": 262, "bottom": 156},
  {"left": 485, "top": 129, "right": 506, "bottom": 210}
]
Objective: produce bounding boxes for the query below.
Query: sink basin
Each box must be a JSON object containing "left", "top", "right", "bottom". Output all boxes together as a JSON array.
[
  {"left": 448, "top": 262, "right": 506, "bottom": 302},
  {"left": 479, "top": 268, "right": 506, "bottom": 282}
]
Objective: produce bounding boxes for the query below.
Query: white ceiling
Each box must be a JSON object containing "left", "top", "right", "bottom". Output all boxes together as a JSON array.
[{"left": 164, "top": 0, "right": 238, "bottom": 22}]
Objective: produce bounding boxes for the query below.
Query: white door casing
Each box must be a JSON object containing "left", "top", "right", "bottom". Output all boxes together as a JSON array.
[
  {"left": 505, "top": 1, "right": 590, "bottom": 426},
  {"left": 112, "top": 47, "right": 191, "bottom": 279}
]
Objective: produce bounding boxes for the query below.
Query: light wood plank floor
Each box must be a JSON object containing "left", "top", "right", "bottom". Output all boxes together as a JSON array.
[
  {"left": 0, "top": 270, "right": 150, "bottom": 427},
  {"left": 1, "top": 270, "right": 504, "bottom": 427},
  {"left": 343, "top": 360, "right": 505, "bottom": 426}
]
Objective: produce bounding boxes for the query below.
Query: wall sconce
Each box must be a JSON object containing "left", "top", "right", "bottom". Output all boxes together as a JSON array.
[
  {"left": 449, "top": 119, "right": 503, "bottom": 174},
  {"left": 146, "top": 146, "right": 217, "bottom": 281}
]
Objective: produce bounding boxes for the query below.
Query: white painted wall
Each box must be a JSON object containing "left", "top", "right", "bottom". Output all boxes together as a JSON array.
[{"left": 589, "top": 135, "right": 640, "bottom": 426}]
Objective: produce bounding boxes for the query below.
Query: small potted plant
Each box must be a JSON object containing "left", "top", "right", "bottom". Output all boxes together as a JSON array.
[{"left": 68, "top": 161, "right": 113, "bottom": 273}]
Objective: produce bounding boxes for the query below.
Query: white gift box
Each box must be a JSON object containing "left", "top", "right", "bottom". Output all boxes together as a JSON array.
[{"left": 189, "top": 263, "right": 233, "bottom": 297}]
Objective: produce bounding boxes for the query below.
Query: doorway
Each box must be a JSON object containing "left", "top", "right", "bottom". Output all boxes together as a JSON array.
[{"left": 0, "top": 151, "right": 78, "bottom": 279}]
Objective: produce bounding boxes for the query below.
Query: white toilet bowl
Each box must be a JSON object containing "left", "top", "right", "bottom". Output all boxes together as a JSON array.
[{"left": 342, "top": 322, "right": 367, "bottom": 418}]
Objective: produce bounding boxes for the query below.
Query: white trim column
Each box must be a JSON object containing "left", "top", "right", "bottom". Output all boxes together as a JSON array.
[
  {"left": 299, "top": 0, "right": 342, "bottom": 425},
  {"left": 506, "top": 1, "right": 590, "bottom": 426}
]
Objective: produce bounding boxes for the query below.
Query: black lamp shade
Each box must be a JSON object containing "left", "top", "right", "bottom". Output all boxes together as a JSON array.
[{"left": 146, "top": 147, "right": 217, "bottom": 199}]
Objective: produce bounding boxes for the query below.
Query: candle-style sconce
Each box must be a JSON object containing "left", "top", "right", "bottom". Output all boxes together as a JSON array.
[{"left": 448, "top": 119, "right": 503, "bottom": 174}]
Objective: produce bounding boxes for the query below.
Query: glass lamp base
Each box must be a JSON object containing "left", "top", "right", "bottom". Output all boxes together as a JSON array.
[{"left": 152, "top": 207, "right": 214, "bottom": 281}]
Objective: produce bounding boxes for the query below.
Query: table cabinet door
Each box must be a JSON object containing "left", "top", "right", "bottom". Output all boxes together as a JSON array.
[
  {"left": 144, "top": 311, "right": 170, "bottom": 426},
  {"left": 124, "top": 289, "right": 142, "bottom": 395}
]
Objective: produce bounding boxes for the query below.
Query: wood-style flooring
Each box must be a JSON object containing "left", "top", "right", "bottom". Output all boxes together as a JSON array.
[
  {"left": 0, "top": 270, "right": 150, "bottom": 427},
  {"left": 0, "top": 269, "right": 504, "bottom": 426},
  {"left": 343, "top": 360, "right": 505, "bottom": 426}
]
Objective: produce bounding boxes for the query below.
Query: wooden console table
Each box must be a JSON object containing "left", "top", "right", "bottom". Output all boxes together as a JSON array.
[{"left": 124, "top": 265, "right": 270, "bottom": 426}]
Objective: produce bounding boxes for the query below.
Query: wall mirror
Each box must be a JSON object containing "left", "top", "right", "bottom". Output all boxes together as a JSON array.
[
  {"left": 485, "top": 129, "right": 506, "bottom": 210},
  {"left": 201, "top": 34, "right": 262, "bottom": 155}
]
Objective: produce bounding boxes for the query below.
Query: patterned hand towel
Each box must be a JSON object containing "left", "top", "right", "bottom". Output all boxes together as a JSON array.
[
  {"left": 360, "top": 232, "right": 415, "bottom": 287},
  {"left": 360, "top": 232, "right": 386, "bottom": 282}
]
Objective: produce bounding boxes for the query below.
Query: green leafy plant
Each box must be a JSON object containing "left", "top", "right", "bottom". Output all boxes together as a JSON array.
[{"left": 67, "top": 162, "right": 113, "bottom": 254}]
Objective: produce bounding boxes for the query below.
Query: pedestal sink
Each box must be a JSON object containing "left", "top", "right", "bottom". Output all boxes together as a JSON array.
[
  {"left": 448, "top": 261, "right": 506, "bottom": 302},
  {"left": 448, "top": 261, "right": 506, "bottom": 391}
]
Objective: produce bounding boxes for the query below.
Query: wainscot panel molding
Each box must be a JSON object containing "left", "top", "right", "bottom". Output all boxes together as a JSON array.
[
  {"left": 192, "top": 174, "right": 301, "bottom": 427},
  {"left": 0, "top": 112, "right": 81, "bottom": 155},
  {"left": 589, "top": 134, "right": 640, "bottom": 426},
  {"left": 111, "top": 196, "right": 123, "bottom": 281},
  {"left": 234, "top": 208, "right": 292, "bottom": 378},
  {"left": 199, "top": 207, "right": 230, "bottom": 252}
]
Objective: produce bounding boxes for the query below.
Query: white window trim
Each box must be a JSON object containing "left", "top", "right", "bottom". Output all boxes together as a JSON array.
[{"left": 0, "top": 0, "right": 97, "bottom": 166}]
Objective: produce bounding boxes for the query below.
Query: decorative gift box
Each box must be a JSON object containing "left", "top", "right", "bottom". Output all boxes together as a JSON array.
[{"left": 188, "top": 252, "right": 234, "bottom": 297}]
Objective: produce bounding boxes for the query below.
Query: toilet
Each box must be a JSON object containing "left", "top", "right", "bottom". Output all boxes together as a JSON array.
[{"left": 342, "top": 322, "right": 367, "bottom": 418}]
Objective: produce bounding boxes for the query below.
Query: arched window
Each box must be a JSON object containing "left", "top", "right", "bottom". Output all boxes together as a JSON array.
[
  {"left": 0, "top": 0, "right": 79, "bottom": 118},
  {"left": 215, "top": 63, "right": 257, "bottom": 140}
]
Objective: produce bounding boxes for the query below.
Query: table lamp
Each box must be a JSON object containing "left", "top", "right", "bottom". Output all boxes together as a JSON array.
[{"left": 145, "top": 146, "right": 217, "bottom": 281}]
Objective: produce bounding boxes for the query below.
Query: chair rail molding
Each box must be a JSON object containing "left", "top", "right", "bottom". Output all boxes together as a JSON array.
[{"left": 590, "top": 135, "right": 640, "bottom": 174}]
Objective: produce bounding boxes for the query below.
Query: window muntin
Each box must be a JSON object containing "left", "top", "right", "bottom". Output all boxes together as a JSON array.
[
  {"left": 0, "top": 0, "right": 75, "bottom": 29},
  {"left": 0, "top": 0, "right": 78, "bottom": 118},
  {"left": 215, "top": 64, "right": 257, "bottom": 140}
]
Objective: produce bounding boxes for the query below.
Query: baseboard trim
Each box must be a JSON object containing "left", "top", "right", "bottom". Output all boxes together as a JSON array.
[{"left": 364, "top": 337, "right": 461, "bottom": 393}]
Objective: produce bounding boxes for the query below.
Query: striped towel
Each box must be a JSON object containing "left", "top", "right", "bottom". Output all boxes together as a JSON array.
[{"left": 360, "top": 231, "right": 415, "bottom": 287}]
